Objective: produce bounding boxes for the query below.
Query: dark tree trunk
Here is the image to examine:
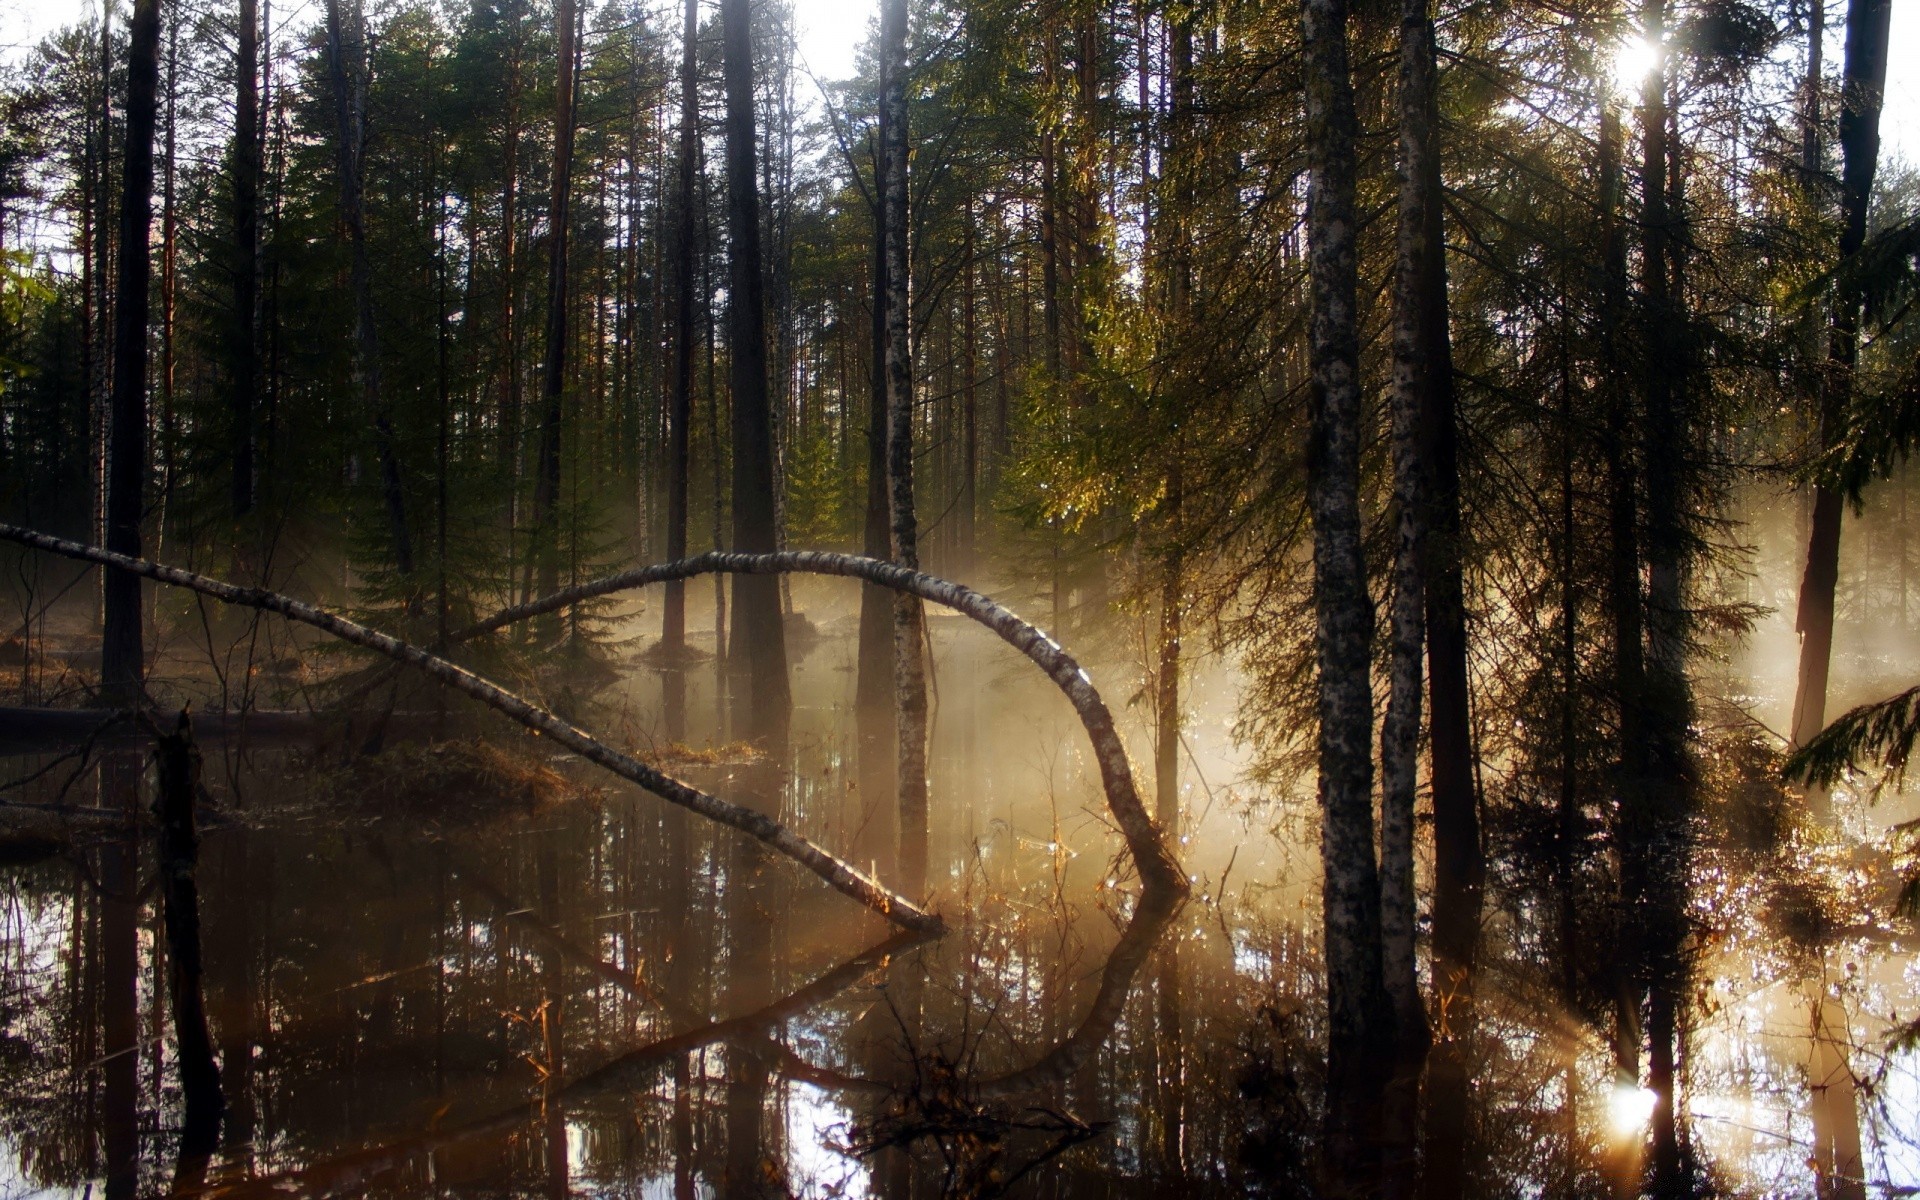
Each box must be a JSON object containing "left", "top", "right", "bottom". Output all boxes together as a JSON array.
[
  {"left": 532, "top": 0, "right": 578, "bottom": 639},
  {"left": 1790, "top": 0, "right": 1892, "bottom": 758},
  {"left": 881, "top": 0, "right": 929, "bottom": 895},
  {"left": 325, "top": 0, "right": 413, "bottom": 581},
  {"left": 1596, "top": 87, "right": 1651, "bottom": 1200},
  {"left": 1301, "top": 0, "right": 1389, "bottom": 1192},
  {"left": 153, "top": 713, "right": 224, "bottom": 1154},
  {"left": 1382, "top": 0, "right": 1443, "bottom": 1190},
  {"left": 102, "top": 0, "right": 163, "bottom": 706},
  {"left": 229, "top": 0, "right": 259, "bottom": 518},
  {"left": 720, "top": 0, "right": 791, "bottom": 741},
  {"left": 1413, "top": 0, "right": 1480, "bottom": 1190},
  {"left": 1635, "top": 7, "right": 1696, "bottom": 1190},
  {"left": 663, "top": 0, "right": 697, "bottom": 654}
]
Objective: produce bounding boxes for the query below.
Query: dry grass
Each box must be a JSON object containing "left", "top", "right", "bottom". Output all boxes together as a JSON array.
[{"left": 301, "top": 739, "right": 601, "bottom": 830}]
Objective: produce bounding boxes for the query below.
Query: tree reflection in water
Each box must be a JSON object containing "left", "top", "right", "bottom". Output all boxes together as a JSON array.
[{"left": 0, "top": 623, "right": 1916, "bottom": 1198}]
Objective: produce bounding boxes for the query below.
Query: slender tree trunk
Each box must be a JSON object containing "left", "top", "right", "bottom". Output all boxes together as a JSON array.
[
  {"left": 1636, "top": 9, "right": 1696, "bottom": 1190},
  {"left": 1597, "top": 84, "right": 1651, "bottom": 1200},
  {"left": 1413, "top": 1, "right": 1481, "bottom": 1194},
  {"left": 325, "top": 0, "right": 413, "bottom": 580},
  {"left": 1381, "top": 0, "right": 1442, "bottom": 1190},
  {"left": 882, "top": 0, "right": 929, "bottom": 895},
  {"left": 1155, "top": 9, "right": 1195, "bottom": 839},
  {"left": 500, "top": 16, "right": 523, "bottom": 538},
  {"left": 532, "top": 0, "right": 578, "bottom": 641},
  {"left": 229, "top": 0, "right": 259, "bottom": 518},
  {"left": 663, "top": 0, "right": 698, "bottom": 655},
  {"left": 155, "top": 14, "right": 178, "bottom": 565},
  {"left": 961, "top": 207, "right": 977, "bottom": 579},
  {"left": 1790, "top": 0, "right": 1892, "bottom": 760},
  {"left": 153, "top": 715, "right": 224, "bottom": 1152},
  {"left": 720, "top": 0, "right": 791, "bottom": 741},
  {"left": 1301, "top": 0, "right": 1388, "bottom": 1191},
  {"left": 856, "top": 137, "right": 897, "bottom": 865},
  {"left": 102, "top": 0, "right": 163, "bottom": 706}
]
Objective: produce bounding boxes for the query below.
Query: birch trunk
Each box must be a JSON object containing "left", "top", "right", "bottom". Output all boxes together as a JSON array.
[
  {"left": 1301, "top": 0, "right": 1388, "bottom": 1190},
  {"left": 229, "top": 0, "right": 259, "bottom": 518},
  {"left": 881, "top": 0, "right": 930, "bottom": 896}
]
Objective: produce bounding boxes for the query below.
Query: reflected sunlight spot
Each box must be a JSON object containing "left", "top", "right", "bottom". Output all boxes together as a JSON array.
[{"left": 1608, "top": 1082, "right": 1659, "bottom": 1138}]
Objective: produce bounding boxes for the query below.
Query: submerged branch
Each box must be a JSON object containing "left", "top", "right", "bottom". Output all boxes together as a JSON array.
[{"left": 0, "top": 524, "right": 940, "bottom": 934}]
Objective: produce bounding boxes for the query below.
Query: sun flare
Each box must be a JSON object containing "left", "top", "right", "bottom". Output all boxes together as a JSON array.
[{"left": 1611, "top": 34, "right": 1665, "bottom": 92}]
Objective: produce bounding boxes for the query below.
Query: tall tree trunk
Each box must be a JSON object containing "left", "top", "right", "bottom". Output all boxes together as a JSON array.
[
  {"left": 102, "top": 0, "right": 163, "bottom": 706},
  {"left": 1413, "top": 1, "right": 1481, "bottom": 1195},
  {"left": 1597, "top": 84, "right": 1651, "bottom": 1200},
  {"left": 1790, "top": 0, "right": 1892, "bottom": 759},
  {"left": 532, "top": 0, "right": 578, "bottom": 641},
  {"left": 499, "top": 10, "right": 523, "bottom": 542},
  {"left": 1155, "top": 7, "right": 1195, "bottom": 839},
  {"left": 229, "top": 0, "right": 259, "bottom": 519},
  {"left": 961, "top": 206, "right": 977, "bottom": 579},
  {"left": 1381, "top": 0, "right": 1442, "bottom": 1191},
  {"left": 325, "top": 0, "right": 413, "bottom": 581},
  {"left": 663, "top": 0, "right": 698, "bottom": 655},
  {"left": 720, "top": 0, "right": 791, "bottom": 741},
  {"left": 1301, "top": 0, "right": 1388, "bottom": 1192},
  {"left": 882, "top": 0, "right": 930, "bottom": 896},
  {"left": 1635, "top": 8, "right": 1695, "bottom": 1190},
  {"left": 856, "top": 138, "right": 897, "bottom": 865}
]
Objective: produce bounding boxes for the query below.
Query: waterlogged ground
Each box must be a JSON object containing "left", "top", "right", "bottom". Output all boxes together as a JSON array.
[{"left": 0, "top": 582, "right": 1916, "bottom": 1197}]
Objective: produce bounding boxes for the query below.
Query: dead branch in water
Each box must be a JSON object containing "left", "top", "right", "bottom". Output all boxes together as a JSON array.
[{"left": 0, "top": 524, "right": 940, "bottom": 934}]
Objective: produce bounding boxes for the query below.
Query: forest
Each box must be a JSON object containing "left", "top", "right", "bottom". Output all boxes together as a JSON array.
[{"left": 0, "top": 0, "right": 1916, "bottom": 1194}]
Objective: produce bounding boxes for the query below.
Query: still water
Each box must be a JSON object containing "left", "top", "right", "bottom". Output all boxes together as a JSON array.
[{"left": 1, "top": 582, "right": 1916, "bottom": 1197}]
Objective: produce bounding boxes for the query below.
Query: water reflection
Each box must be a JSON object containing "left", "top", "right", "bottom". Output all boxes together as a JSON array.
[{"left": 0, "top": 615, "right": 1916, "bottom": 1197}]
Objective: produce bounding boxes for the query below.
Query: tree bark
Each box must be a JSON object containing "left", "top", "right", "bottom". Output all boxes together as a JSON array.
[
  {"left": 531, "top": 0, "right": 578, "bottom": 639},
  {"left": 856, "top": 137, "right": 897, "bottom": 864},
  {"left": 881, "top": 0, "right": 930, "bottom": 896},
  {"left": 101, "top": 0, "right": 163, "bottom": 707},
  {"left": 229, "top": 0, "right": 260, "bottom": 518},
  {"left": 1382, "top": 0, "right": 1442, "bottom": 1191},
  {"left": 1301, "top": 0, "right": 1388, "bottom": 1192},
  {"left": 152, "top": 712, "right": 225, "bottom": 1154},
  {"left": 662, "top": 0, "right": 698, "bottom": 654},
  {"left": 324, "top": 0, "right": 413, "bottom": 581},
  {"left": 1413, "top": 1, "right": 1481, "bottom": 1195},
  {"left": 720, "top": 0, "right": 792, "bottom": 742},
  {"left": 1635, "top": 7, "right": 1695, "bottom": 1190},
  {"left": 1790, "top": 0, "right": 1893, "bottom": 759}
]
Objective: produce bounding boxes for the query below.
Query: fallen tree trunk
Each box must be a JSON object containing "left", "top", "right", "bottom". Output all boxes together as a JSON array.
[
  {"left": 460, "top": 550, "right": 1186, "bottom": 898},
  {"left": 0, "top": 526, "right": 1189, "bottom": 932},
  {"left": 0, "top": 524, "right": 941, "bottom": 934}
]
